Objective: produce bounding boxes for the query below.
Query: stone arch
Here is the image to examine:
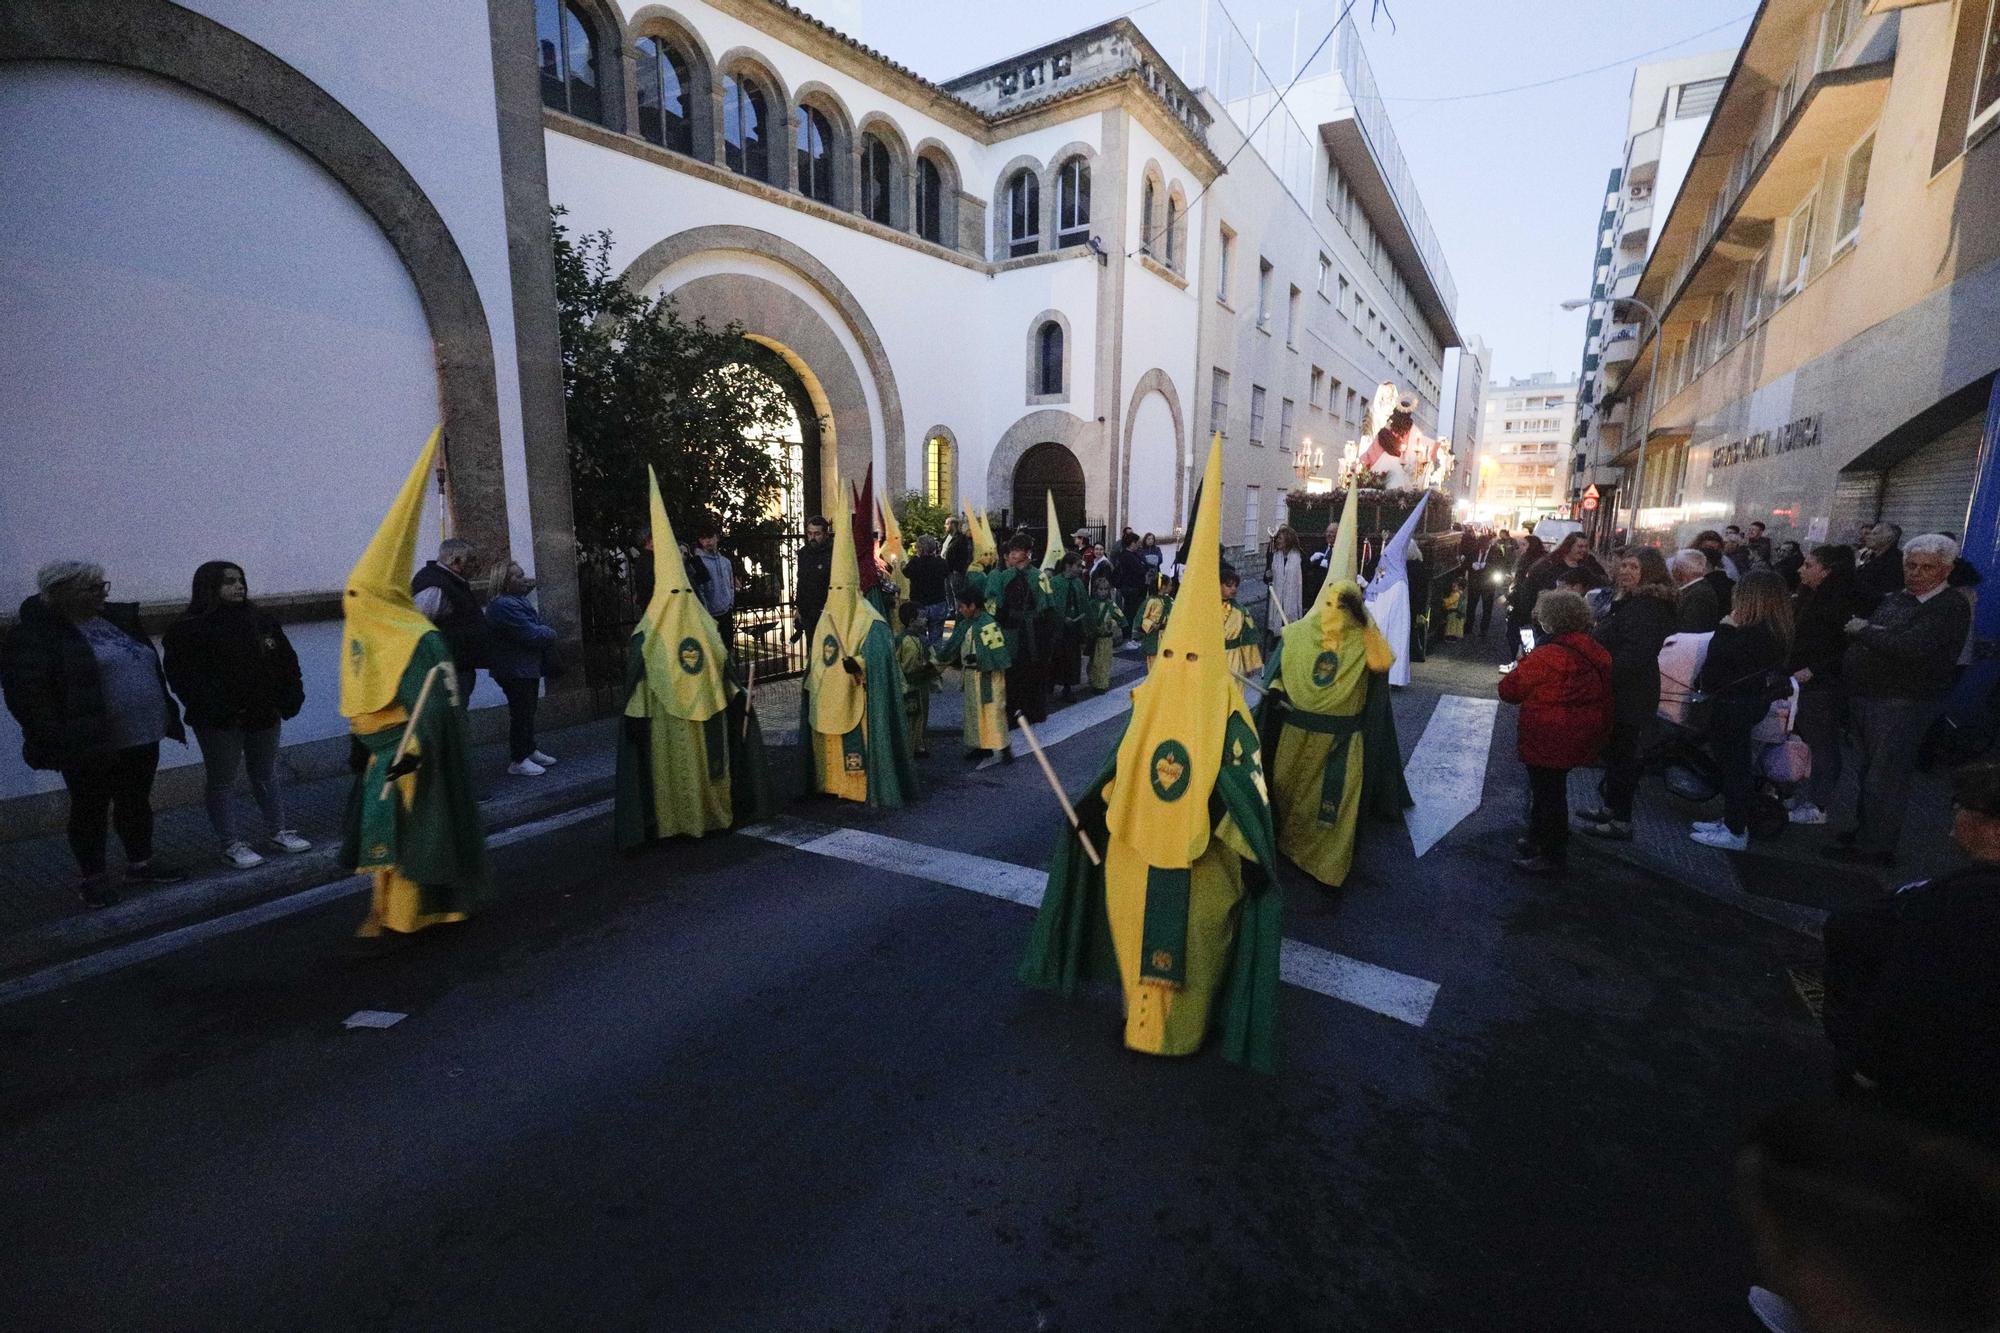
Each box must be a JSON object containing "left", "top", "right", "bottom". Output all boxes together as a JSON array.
[
  {"left": 714, "top": 45, "right": 792, "bottom": 189},
  {"left": 854, "top": 111, "right": 912, "bottom": 231},
  {"left": 991, "top": 152, "right": 1045, "bottom": 260},
  {"left": 0, "top": 0, "right": 511, "bottom": 564},
  {"left": 1138, "top": 158, "right": 1168, "bottom": 260},
  {"left": 617, "top": 224, "right": 907, "bottom": 493},
  {"left": 1043, "top": 140, "right": 1097, "bottom": 248},
  {"left": 919, "top": 424, "right": 959, "bottom": 506},
  {"left": 1122, "top": 368, "right": 1187, "bottom": 539},
  {"left": 1024, "top": 308, "right": 1072, "bottom": 404},
  {"left": 547, "top": 0, "right": 629, "bottom": 131},
  {"left": 791, "top": 80, "right": 856, "bottom": 209},
  {"left": 624, "top": 5, "right": 716, "bottom": 161},
  {"left": 1012, "top": 441, "right": 1088, "bottom": 544},
  {"left": 989, "top": 409, "right": 1100, "bottom": 531},
  {"left": 912, "top": 137, "right": 962, "bottom": 251}
]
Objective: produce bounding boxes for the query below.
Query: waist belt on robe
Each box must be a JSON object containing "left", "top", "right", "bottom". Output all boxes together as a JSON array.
[{"left": 1282, "top": 707, "right": 1365, "bottom": 826}]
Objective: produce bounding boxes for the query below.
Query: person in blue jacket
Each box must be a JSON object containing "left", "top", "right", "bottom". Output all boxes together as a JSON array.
[{"left": 485, "top": 561, "right": 559, "bottom": 776}]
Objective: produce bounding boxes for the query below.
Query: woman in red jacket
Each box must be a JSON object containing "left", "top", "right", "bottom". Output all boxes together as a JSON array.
[{"left": 1499, "top": 588, "right": 1613, "bottom": 874}]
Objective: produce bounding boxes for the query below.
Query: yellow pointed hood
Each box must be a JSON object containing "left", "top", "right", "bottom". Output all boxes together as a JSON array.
[
  {"left": 630, "top": 466, "right": 728, "bottom": 721},
  {"left": 341, "top": 429, "right": 444, "bottom": 717},
  {"left": 1104, "top": 433, "right": 1245, "bottom": 869},
  {"left": 971, "top": 506, "right": 998, "bottom": 570},
  {"left": 1297, "top": 484, "right": 1363, "bottom": 648},
  {"left": 1040, "top": 490, "right": 1064, "bottom": 572},
  {"left": 879, "top": 492, "right": 904, "bottom": 566},
  {"left": 806, "top": 485, "right": 881, "bottom": 735}
]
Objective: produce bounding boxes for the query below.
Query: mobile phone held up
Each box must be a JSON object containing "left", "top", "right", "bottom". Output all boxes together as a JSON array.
[{"left": 1518, "top": 627, "right": 1537, "bottom": 655}]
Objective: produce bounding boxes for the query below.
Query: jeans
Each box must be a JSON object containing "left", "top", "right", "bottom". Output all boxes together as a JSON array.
[
  {"left": 1525, "top": 764, "right": 1570, "bottom": 859},
  {"left": 921, "top": 601, "right": 951, "bottom": 650},
  {"left": 1793, "top": 684, "right": 1843, "bottom": 810},
  {"left": 498, "top": 676, "right": 541, "bottom": 762},
  {"left": 1466, "top": 581, "right": 1497, "bottom": 636},
  {"left": 59, "top": 742, "right": 159, "bottom": 875},
  {"left": 1602, "top": 712, "right": 1654, "bottom": 821},
  {"left": 193, "top": 724, "right": 285, "bottom": 846},
  {"left": 1851, "top": 695, "right": 1941, "bottom": 856}
]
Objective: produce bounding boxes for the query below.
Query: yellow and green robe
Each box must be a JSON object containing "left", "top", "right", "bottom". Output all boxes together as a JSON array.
[
  {"left": 1085, "top": 595, "right": 1126, "bottom": 692},
  {"left": 1137, "top": 592, "right": 1173, "bottom": 660},
  {"left": 339, "top": 633, "right": 489, "bottom": 936},
  {"left": 1019, "top": 709, "right": 1285, "bottom": 1072},
  {"left": 1224, "top": 599, "right": 1264, "bottom": 679},
  {"left": 613, "top": 638, "right": 771, "bottom": 848},
  {"left": 802, "top": 614, "right": 921, "bottom": 808},
  {"left": 1253, "top": 612, "right": 1411, "bottom": 889},
  {"left": 941, "top": 608, "right": 1012, "bottom": 753},
  {"left": 894, "top": 629, "right": 940, "bottom": 759}
]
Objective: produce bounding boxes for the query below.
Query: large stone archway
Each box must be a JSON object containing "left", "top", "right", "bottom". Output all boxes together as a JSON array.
[
  {"left": 617, "top": 224, "right": 906, "bottom": 494},
  {"left": 988, "top": 409, "right": 1100, "bottom": 529},
  {"left": 1122, "top": 368, "right": 1187, "bottom": 537}
]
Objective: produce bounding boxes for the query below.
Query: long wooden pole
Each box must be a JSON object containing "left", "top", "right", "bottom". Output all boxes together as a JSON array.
[
  {"left": 740, "top": 652, "right": 757, "bottom": 739},
  {"left": 379, "top": 661, "right": 446, "bottom": 800},
  {"left": 1012, "top": 712, "right": 1101, "bottom": 867}
]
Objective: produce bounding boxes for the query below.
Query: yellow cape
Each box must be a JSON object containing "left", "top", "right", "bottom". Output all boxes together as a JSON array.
[
  {"left": 629, "top": 466, "right": 729, "bottom": 722},
  {"left": 807, "top": 488, "right": 882, "bottom": 735}
]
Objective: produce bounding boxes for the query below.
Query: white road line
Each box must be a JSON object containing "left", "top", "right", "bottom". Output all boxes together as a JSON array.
[
  {"left": 977, "top": 679, "right": 1137, "bottom": 768},
  {"left": 1403, "top": 694, "right": 1499, "bottom": 857},
  {"left": 0, "top": 801, "right": 618, "bottom": 1008},
  {"left": 741, "top": 819, "right": 1440, "bottom": 1026}
]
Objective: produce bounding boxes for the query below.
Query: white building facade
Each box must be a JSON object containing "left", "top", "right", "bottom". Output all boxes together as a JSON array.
[
  {"left": 1473, "top": 372, "right": 1580, "bottom": 532},
  {"left": 1440, "top": 333, "right": 1490, "bottom": 509}
]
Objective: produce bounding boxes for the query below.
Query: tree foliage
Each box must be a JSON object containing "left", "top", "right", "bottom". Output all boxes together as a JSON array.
[
  {"left": 893, "top": 491, "right": 953, "bottom": 540},
  {"left": 552, "top": 206, "right": 796, "bottom": 564}
]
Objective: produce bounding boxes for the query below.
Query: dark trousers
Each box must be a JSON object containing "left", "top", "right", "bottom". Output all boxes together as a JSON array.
[
  {"left": 59, "top": 742, "right": 160, "bottom": 875},
  {"left": 1526, "top": 764, "right": 1570, "bottom": 859},
  {"left": 1711, "top": 713, "right": 1758, "bottom": 835},
  {"left": 1466, "top": 581, "right": 1497, "bottom": 635},
  {"left": 1602, "top": 712, "right": 1653, "bottom": 821},
  {"left": 1119, "top": 589, "right": 1144, "bottom": 635},
  {"left": 498, "top": 676, "right": 541, "bottom": 762},
  {"left": 1793, "top": 684, "right": 1843, "bottom": 810},
  {"left": 1851, "top": 695, "right": 1940, "bottom": 855}
]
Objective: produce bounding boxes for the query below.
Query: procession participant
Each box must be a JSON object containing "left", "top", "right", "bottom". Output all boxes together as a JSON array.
[
  {"left": 940, "top": 575, "right": 1012, "bottom": 761},
  {"left": 614, "top": 468, "right": 771, "bottom": 848},
  {"left": 985, "top": 533, "right": 1055, "bottom": 725},
  {"left": 801, "top": 492, "right": 920, "bottom": 806},
  {"left": 1137, "top": 571, "right": 1174, "bottom": 662},
  {"left": 1364, "top": 492, "right": 1432, "bottom": 688},
  {"left": 878, "top": 488, "right": 909, "bottom": 606},
  {"left": 851, "top": 470, "right": 897, "bottom": 623},
  {"left": 964, "top": 502, "right": 999, "bottom": 573},
  {"left": 1041, "top": 492, "right": 1086, "bottom": 703},
  {"left": 338, "top": 429, "right": 488, "bottom": 936},
  {"left": 1019, "top": 434, "right": 1284, "bottom": 1071},
  {"left": 1255, "top": 484, "right": 1411, "bottom": 890},
  {"left": 1084, "top": 573, "right": 1126, "bottom": 693},
  {"left": 1220, "top": 564, "right": 1263, "bottom": 679},
  {"left": 894, "top": 602, "right": 939, "bottom": 760}
]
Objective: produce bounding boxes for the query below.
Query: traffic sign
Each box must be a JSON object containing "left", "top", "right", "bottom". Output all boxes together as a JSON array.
[{"left": 1582, "top": 483, "right": 1601, "bottom": 501}]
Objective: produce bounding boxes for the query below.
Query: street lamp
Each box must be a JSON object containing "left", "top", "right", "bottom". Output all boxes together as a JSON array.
[{"left": 1562, "top": 293, "right": 1664, "bottom": 545}]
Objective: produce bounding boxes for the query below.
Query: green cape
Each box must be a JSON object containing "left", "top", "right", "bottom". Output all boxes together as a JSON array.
[
  {"left": 940, "top": 608, "right": 1013, "bottom": 672},
  {"left": 796, "top": 617, "right": 923, "bottom": 808},
  {"left": 1256, "top": 636, "right": 1412, "bottom": 822}
]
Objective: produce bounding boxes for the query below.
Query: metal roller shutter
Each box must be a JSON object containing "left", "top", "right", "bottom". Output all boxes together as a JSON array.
[{"left": 1879, "top": 414, "right": 1983, "bottom": 539}]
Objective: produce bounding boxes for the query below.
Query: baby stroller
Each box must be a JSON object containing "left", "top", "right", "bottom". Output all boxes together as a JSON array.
[{"left": 1648, "top": 632, "right": 1805, "bottom": 839}]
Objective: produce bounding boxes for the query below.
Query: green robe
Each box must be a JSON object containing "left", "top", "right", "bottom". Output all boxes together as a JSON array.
[
  {"left": 339, "top": 633, "right": 488, "bottom": 932},
  {"left": 1253, "top": 633, "right": 1411, "bottom": 888},
  {"left": 941, "top": 608, "right": 1013, "bottom": 751},
  {"left": 800, "top": 617, "right": 923, "bottom": 808},
  {"left": 894, "top": 630, "right": 940, "bottom": 758},
  {"left": 1085, "top": 596, "right": 1126, "bottom": 691},
  {"left": 613, "top": 636, "right": 772, "bottom": 849},
  {"left": 1138, "top": 593, "right": 1173, "bottom": 658},
  {"left": 1018, "top": 710, "right": 1285, "bottom": 1073}
]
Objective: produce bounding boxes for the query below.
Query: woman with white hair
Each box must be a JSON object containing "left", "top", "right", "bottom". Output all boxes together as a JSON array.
[{"left": 0, "top": 560, "right": 188, "bottom": 905}]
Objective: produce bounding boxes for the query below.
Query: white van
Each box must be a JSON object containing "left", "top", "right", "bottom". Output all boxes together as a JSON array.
[{"left": 1533, "top": 517, "right": 1583, "bottom": 547}]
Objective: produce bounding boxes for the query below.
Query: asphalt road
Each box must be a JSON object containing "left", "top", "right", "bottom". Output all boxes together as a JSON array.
[{"left": 0, "top": 644, "right": 1830, "bottom": 1331}]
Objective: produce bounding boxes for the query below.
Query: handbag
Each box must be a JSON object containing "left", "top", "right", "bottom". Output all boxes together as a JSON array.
[{"left": 1756, "top": 680, "right": 1813, "bottom": 784}]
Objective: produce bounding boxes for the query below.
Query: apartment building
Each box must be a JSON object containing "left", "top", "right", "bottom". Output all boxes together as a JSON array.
[
  {"left": 1441, "top": 333, "right": 1490, "bottom": 509},
  {"left": 1473, "top": 372, "right": 1580, "bottom": 530}
]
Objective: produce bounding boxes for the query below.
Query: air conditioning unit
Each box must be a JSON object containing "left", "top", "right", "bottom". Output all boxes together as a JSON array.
[{"left": 1629, "top": 184, "right": 1652, "bottom": 201}]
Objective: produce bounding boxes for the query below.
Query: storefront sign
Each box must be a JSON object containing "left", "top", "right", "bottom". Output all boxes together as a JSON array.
[{"left": 1707, "top": 415, "right": 1820, "bottom": 471}]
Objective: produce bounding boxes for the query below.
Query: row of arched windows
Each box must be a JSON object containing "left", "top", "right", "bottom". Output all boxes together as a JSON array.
[{"left": 1002, "top": 156, "right": 1092, "bottom": 260}]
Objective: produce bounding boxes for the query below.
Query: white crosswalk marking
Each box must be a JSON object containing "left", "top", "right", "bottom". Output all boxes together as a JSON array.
[
  {"left": 1403, "top": 694, "right": 1499, "bottom": 857},
  {"left": 740, "top": 818, "right": 1441, "bottom": 1026},
  {"left": 977, "top": 679, "right": 1137, "bottom": 768}
]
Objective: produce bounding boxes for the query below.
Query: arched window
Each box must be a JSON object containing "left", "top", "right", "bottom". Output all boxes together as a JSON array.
[
  {"left": 535, "top": 0, "right": 601, "bottom": 124},
  {"left": 925, "top": 433, "right": 955, "bottom": 505},
  {"left": 861, "top": 133, "right": 894, "bottom": 226},
  {"left": 1140, "top": 176, "right": 1156, "bottom": 255},
  {"left": 634, "top": 36, "right": 693, "bottom": 154},
  {"left": 796, "top": 105, "right": 835, "bottom": 203},
  {"left": 1007, "top": 170, "right": 1040, "bottom": 258},
  {"left": 1036, "top": 321, "right": 1064, "bottom": 396},
  {"left": 1165, "top": 192, "right": 1182, "bottom": 269},
  {"left": 1056, "top": 159, "right": 1090, "bottom": 248},
  {"left": 917, "top": 157, "right": 944, "bottom": 244},
  {"left": 723, "top": 73, "right": 771, "bottom": 180}
]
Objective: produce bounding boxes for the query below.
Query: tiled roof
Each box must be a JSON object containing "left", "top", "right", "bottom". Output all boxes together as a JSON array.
[{"left": 750, "top": 0, "right": 980, "bottom": 114}]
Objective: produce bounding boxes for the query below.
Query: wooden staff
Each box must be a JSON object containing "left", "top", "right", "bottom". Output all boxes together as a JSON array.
[
  {"left": 740, "top": 651, "right": 757, "bottom": 739},
  {"left": 1012, "top": 712, "right": 1101, "bottom": 866},
  {"left": 379, "top": 661, "right": 446, "bottom": 800}
]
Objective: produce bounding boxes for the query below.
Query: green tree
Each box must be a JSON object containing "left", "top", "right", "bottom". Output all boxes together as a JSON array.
[
  {"left": 552, "top": 206, "right": 797, "bottom": 565},
  {"left": 893, "top": 491, "right": 952, "bottom": 541}
]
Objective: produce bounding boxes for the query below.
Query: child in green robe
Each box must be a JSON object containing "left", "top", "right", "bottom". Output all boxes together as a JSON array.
[
  {"left": 1085, "top": 574, "right": 1126, "bottom": 693},
  {"left": 894, "top": 602, "right": 939, "bottom": 759},
  {"left": 941, "top": 584, "right": 1013, "bottom": 762},
  {"left": 1220, "top": 564, "right": 1264, "bottom": 680},
  {"left": 1137, "top": 573, "right": 1174, "bottom": 663}
]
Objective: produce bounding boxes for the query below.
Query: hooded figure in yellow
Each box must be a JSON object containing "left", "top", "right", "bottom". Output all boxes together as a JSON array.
[
  {"left": 614, "top": 468, "right": 772, "bottom": 847},
  {"left": 801, "top": 491, "right": 921, "bottom": 807},
  {"left": 337, "top": 429, "right": 489, "bottom": 936},
  {"left": 964, "top": 501, "right": 999, "bottom": 572},
  {"left": 1254, "top": 484, "right": 1412, "bottom": 889},
  {"left": 1019, "top": 435, "right": 1284, "bottom": 1072}
]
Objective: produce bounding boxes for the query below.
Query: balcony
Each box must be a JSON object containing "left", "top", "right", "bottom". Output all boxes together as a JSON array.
[
  {"left": 1625, "top": 124, "right": 1664, "bottom": 188},
  {"left": 1601, "top": 322, "right": 1641, "bottom": 367},
  {"left": 1610, "top": 259, "right": 1644, "bottom": 299},
  {"left": 1619, "top": 198, "right": 1654, "bottom": 247},
  {"left": 1734, "top": 61, "right": 1891, "bottom": 227}
]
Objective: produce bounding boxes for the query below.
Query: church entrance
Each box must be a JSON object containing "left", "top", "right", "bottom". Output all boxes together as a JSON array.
[{"left": 1011, "top": 440, "right": 1086, "bottom": 557}]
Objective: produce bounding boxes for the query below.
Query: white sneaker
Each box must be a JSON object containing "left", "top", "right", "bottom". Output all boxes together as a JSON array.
[
  {"left": 528, "top": 750, "right": 558, "bottom": 767},
  {"left": 223, "top": 841, "right": 266, "bottom": 870},
  {"left": 1748, "top": 1286, "right": 1808, "bottom": 1333},
  {"left": 270, "top": 830, "right": 313, "bottom": 854},
  {"left": 1692, "top": 818, "right": 1730, "bottom": 834},
  {"left": 1691, "top": 825, "right": 1749, "bottom": 851},
  {"left": 1787, "top": 802, "right": 1827, "bottom": 825},
  {"left": 507, "top": 759, "right": 546, "bottom": 777}
]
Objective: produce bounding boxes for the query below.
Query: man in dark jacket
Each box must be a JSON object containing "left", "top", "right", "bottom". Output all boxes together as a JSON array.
[
  {"left": 1, "top": 561, "right": 188, "bottom": 903},
  {"left": 1834, "top": 534, "right": 1972, "bottom": 866},
  {"left": 940, "top": 517, "right": 972, "bottom": 580},
  {"left": 1670, "top": 548, "right": 1721, "bottom": 632},
  {"left": 1110, "top": 533, "right": 1148, "bottom": 635},
  {"left": 903, "top": 535, "right": 951, "bottom": 648},
  {"left": 1822, "top": 758, "right": 2000, "bottom": 1145},
  {"left": 793, "top": 515, "right": 833, "bottom": 642},
  {"left": 1577, "top": 567, "right": 1678, "bottom": 839},
  {"left": 412, "top": 537, "right": 491, "bottom": 701},
  {"left": 1693, "top": 530, "right": 1735, "bottom": 617},
  {"left": 1853, "top": 521, "right": 1905, "bottom": 612}
]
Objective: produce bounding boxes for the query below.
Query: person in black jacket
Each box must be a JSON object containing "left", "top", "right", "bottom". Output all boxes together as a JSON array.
[
  {"left": 1576, "top": 548, "right": 1679, "bottom": 840},
  {"left": 793, "top": 516, "right": 833, "bottom": 642},
  {"left": 1, "top": 561, "right": 188, "bottom": 904},
  {"left": 1693, "top": 570, "right": 1793, "bottom": 851},
  {"left": 1670, "top": 547, "right": 1722, "bottom": 632},
  {"left": 1852, "top": 522, "right": 1905, "bottom": 614},
  {"left": 1785, "top": 545, "right": 1862, "bottom": 826},
  {"left": 162, "top": 562, "right": 309, "bottom": 869},
  {"left": 1503, "top": 535, "right": 1548, "bottom": 644},
  {"left": 1110, "top": 533, "right": 1148, "bottom": 638},
  {"left": 412, "top": 537, "right": 490, "bottom": 701}
]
